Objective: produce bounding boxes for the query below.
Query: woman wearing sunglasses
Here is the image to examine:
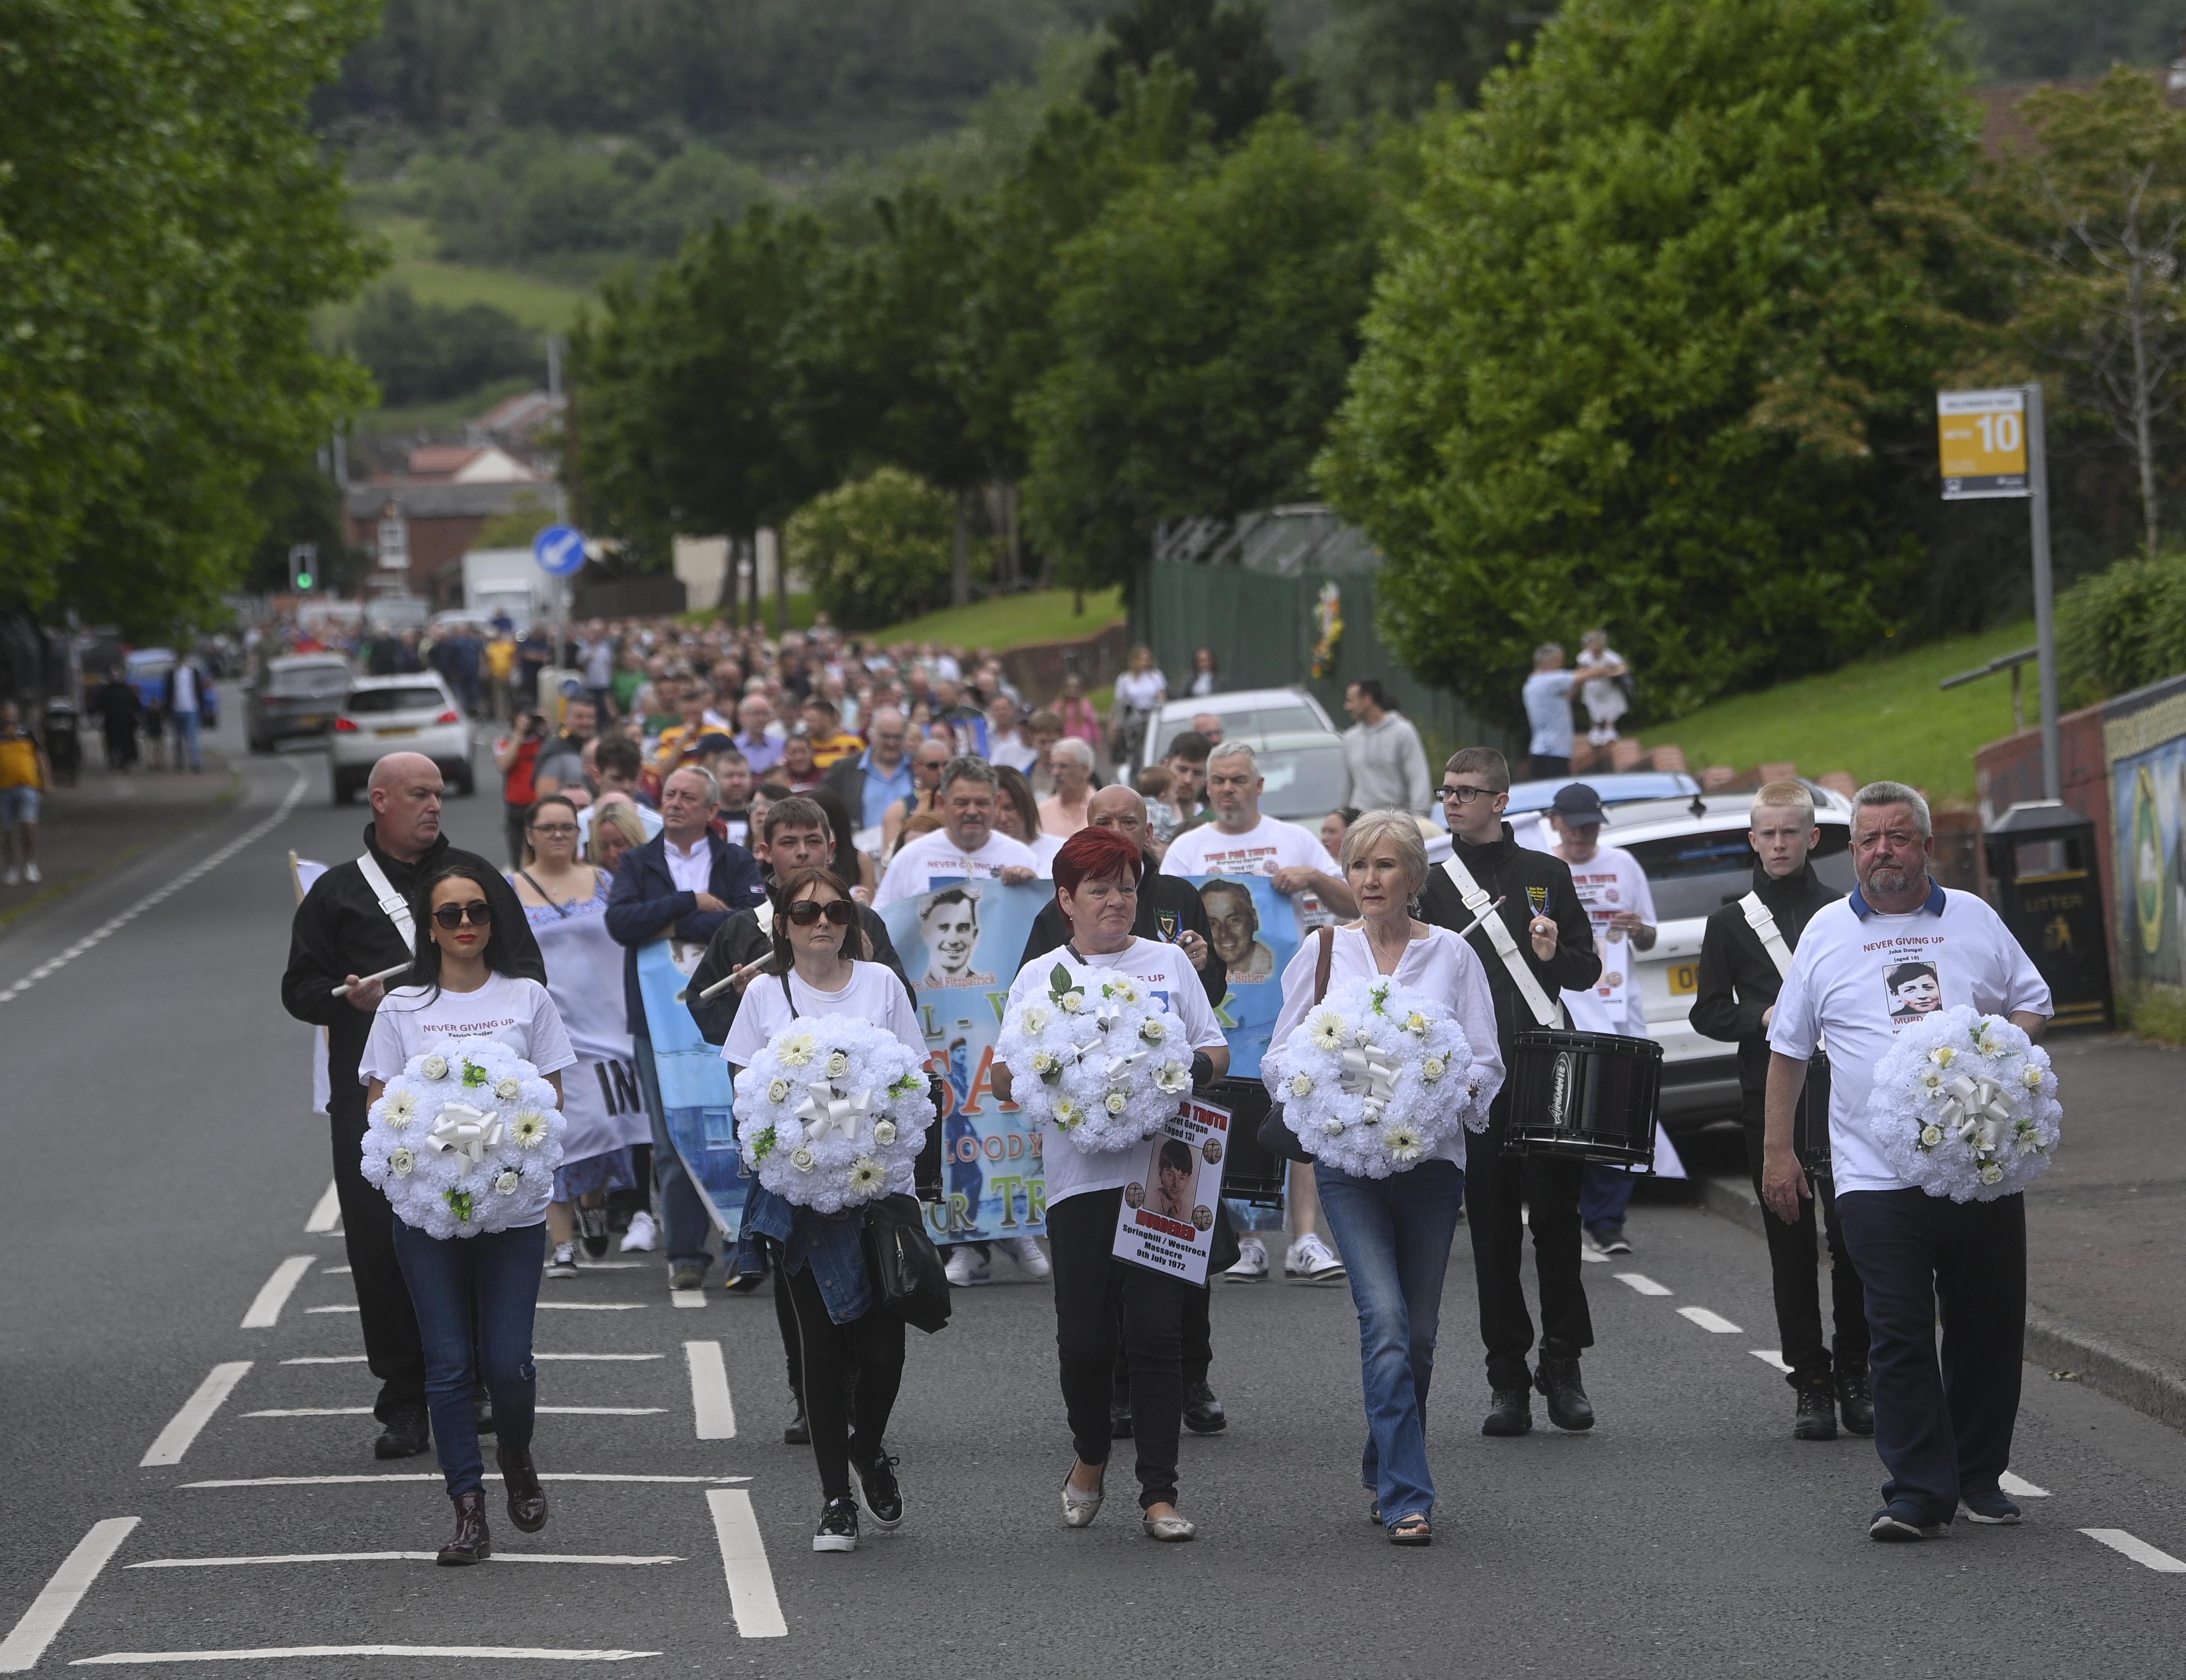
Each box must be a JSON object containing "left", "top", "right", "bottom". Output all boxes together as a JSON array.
[
  {"left": 721, "top": 864, "right": 931, "bottom": 1554},
  {"left": 361, "top": 858, "right": 576, "bottom": 1565}
]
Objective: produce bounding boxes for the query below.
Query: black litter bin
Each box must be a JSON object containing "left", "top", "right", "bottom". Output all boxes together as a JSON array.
[
  {"left": 1985, "top": 800, "right": 2113, "bottom": 1032},
  {"left": 42, "top": 700, "right": 80, "bottom": 787}
]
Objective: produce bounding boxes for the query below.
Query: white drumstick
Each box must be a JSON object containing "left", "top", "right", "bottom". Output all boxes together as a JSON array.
[
  {"left": 1453, "top": 896, "right": 1508, "bottom": 942},
  {"left": 697, "top": 962, "right": 763, "bottom": 1001},
  {"left": 331, "top": 960, "right": 410, "bottom": 998}
]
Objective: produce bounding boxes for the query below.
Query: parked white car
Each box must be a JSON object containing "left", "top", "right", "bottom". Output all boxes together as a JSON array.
[
  {"left": 1137, "top": 686, "right": 1348, "bottom": 824},
  {"left": 329, "top": 674, "right": 475, "bottom": 804},
  {"left": 1530, "top": 786, "right": 1857, "bottom": 1131}
]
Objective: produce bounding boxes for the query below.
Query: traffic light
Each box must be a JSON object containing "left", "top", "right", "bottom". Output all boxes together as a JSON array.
[{"left": 289, "top": 542, "right": 317, "bottom": 592}]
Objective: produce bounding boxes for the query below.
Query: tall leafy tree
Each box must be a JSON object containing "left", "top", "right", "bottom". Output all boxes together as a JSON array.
[
  {"left": 1310, "top": 0, "right": 1545, "bottom": 119},
  {"left": 1, "top": 0, "right": 377, "bottom": 634},
  {"left": 1085, "top": 0, "right": 1290, "bottom": 143},
  {"left": 1319, "top": 0, "right": 2005, "bottom": 723},
  {"left": 1023, "top": 114, "right": 1388, "bottom": 593}
]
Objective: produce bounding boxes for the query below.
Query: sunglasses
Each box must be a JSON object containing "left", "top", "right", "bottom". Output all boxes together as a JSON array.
[
  {"left": 785, "top": 899, "right": 856, "bottom": 927},
  {"left": 431, "top": 901, "right": 492, "bottom": 929}
]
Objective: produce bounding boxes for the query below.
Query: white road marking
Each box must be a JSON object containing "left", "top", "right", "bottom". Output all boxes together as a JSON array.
[
  {"left": 536, "top": 1303, "right": 645, "bottom": 1311},
  {"left": 71, "top": 1647, "right": 659, "bottom": 1665},
  {"left": 685, "top": 1341, "right": 736, "bottom": 1440},
  {"left": 127, "top": 1554, "right": 680, "bottom": 1569},
  {"left": 0, "top": 1517, "right": 140, "bottom": 1673},
  {"left": 706, "top": 1489, "right": 787, "bottom": 1639},
  {"left": 2081, "top": 1529, "right": 2186, "bottom": 1572},
  {"left": 0, "top": 764, "right": 308, "bottom": 1008},
  {"left": 184, "top": 1474, "right": 749, "bottom": 1488},
  {"left": 279, "top": 1357, "right": 365, "bottom": 1365},
  {"left": 563, "top": 1260, "right": 645, "bottom": 1270},
  {"left": 1678, "top": 1307, "right": 1742, "bottom": 1334},
  {"left": 1751, "top": 1350, "right": 1792, "bottom": 1373},
  {"left": 670, "top": 1290, "right": 707, "bottom": 1309},
  {"left": 243, "top": 1407, "right": 665, "bottom": 1418},
  {"left": 1614, "top": 1272, "right": 1671, "bottom": 1296},
  {"left": 243, "top": 1409, "right": 369, "bottom": 1418},
  {"left": 240, "top": 1258, "right": 315, "bottom": 1329},
  {"left": 320, "top": 1266, "right": 350, "bottom": 1275},
  {"left": 140, "top": 1365, "right": 253, "bottom": 1466},
  {"left": 2001, "top": 1472, "right": 2050, "bottom": 1498},
  {"left": 303, "top": 1182, "right": 341, "bottom": 1234},
  {"left": 303, "top": 1305, "right": 358, "bottom": 1314},
  {"left": 538, "top": 1354, "right": 664, "bottom": 1362}
]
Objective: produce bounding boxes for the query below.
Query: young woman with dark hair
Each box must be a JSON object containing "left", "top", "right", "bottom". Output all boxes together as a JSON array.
[{"left": 361, "top": 858, "right": 576, "bottom": 1565}]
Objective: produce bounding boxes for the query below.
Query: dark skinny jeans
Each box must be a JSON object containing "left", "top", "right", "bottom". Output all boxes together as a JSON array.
[{"left": 391, "top": 1219, "right": 544, "bottom": 1499}]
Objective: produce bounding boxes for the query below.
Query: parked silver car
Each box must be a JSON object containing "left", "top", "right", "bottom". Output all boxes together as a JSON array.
[{"left": 1136, "top": 687, "right": 1346, "bottom": 823}]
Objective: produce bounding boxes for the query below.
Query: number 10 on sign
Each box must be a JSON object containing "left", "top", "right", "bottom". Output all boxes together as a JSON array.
[{"left": 1937, "top": 389, "right": 2029, "bottom": 500}]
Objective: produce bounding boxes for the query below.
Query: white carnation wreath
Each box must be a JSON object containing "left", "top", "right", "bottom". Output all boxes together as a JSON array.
[
  {"left": 362, "top": 1039, "right": 565, "bottom": 1238},
  {"left": 1866, "top": 1005, "right": 2061, "bottom": 1202},
  {"left": 733, "top": 1016, "right": 934, "bottom": 1213},
  {"left": 1265, "top": 975, "right": 1492, "bottom": 1179},
  {"left": 997, "top": 960, "right": 1195, "bottom": 1156}
]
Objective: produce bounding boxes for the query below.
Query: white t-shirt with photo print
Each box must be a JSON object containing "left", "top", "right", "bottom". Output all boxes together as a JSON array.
[
  {"left": 1160, "top": 814, "right": 1341, "bottom": 928},
  {"left": 1768, "top": 885, "right": 2051, "bottom": 1195},
  {"left": 1559, "top": 842, "right": 1655, "bottom": 1038}
]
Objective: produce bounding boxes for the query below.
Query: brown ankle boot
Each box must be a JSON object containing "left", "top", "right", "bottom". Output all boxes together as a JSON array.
[
  {"left": 496, "top": 1446, "right": 548, "bottom": 1533},
  {"left": 436, "top": 1489, "right": 491, "bottom": 1565}
]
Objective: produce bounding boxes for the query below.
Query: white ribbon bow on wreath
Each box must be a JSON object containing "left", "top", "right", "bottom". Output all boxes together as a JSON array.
[
  {"left": 425, "top": 1103, "right": 504, "bottom": 1165},
  {"left": 1940, "top": 1074, "right": 2015, "bottom": 1151},
  {"left": 1340, "top": 1043, "right": 1403, "bottom": 1125},
  {"left": 795, "top": 1082, "right": 876, "bottom": 1147}
]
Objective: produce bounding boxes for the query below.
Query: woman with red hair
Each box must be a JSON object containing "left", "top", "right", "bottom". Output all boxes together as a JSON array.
[{"left": 993, "top": 825, "right": 1230, "bottom": 1542}]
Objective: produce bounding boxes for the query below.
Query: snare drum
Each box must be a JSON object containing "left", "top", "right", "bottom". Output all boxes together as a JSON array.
[{"left": 1502, "top": 1029, "right": 1663, "bottom": 1169}]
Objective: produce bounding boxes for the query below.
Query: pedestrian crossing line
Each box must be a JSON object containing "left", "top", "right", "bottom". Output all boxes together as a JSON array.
[
  {"left": 1613, "top": 1272, "right": 1671, "bottom": 1296},
  {"left": 670, "top": 1289, "right": 707, "bottom": 1309},
  {"left": 2000, "top": 1472, "right": 2051, "bottom": 1499},
  {"left": 1751, "top": 1350, "right": 1792, "bottom": 1374},
  {"left": 241, "top": 1258, "right": 316, "bottom": 1330},
  {"left": 706, "top": 1489, "right": 788, "bottom": 1639},
  {"left": 126, "top": 1553, "right": 682, "bottom": 1569},
  {"left": 0, "top": 1517, "right": 139, "bottom": 1674},
  {"left": 303, "top": 1182, "right": 341, "bottom": 1234},
  {"left": 182, "top": 1474, "right": 751, "bottom": 1488},
  {"left": 1677, "top": 1307, "right": 1742, "bottom": 1334},
  {"left": 70, "top": 1646, "right": 660, "bottom": 1665},
  {"left": 240, "top": 1407, "right": 669, "bottom": 1418},
  {"left": 140, "top": 1365, "right": 253, "bottom": 1467},
  {"left": 2081, "top": 1529, "right": 2186, "bottom": 1573},
  {"left": 685, "top": 1341, "right": 736, "bottom": 1440}
]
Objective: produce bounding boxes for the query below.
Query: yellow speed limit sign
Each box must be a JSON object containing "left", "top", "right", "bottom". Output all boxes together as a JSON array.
[{"left": 1938, "top": 387, "right": 2029, "bottom": 500}]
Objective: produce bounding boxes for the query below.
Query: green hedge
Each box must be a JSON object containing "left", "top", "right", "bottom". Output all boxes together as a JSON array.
[{"left": 2056, "top": 548, "right": 2186, "bottom": 708}]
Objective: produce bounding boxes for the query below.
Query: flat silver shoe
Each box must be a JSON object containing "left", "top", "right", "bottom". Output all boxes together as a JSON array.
[
  {"left": 1141, "top": 1512, "right": 1197, "bottom": 1542},
  {"left": 1061, "top": 1472, "right": 1104, "bottom": 1529}
]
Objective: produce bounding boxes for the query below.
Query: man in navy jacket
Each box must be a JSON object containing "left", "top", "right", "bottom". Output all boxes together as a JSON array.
[{"left": 606, "top": 765, "right": 765, "bottom": 1289}]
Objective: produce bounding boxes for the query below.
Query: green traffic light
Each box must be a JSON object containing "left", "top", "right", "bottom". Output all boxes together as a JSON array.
[{"left": 296, "top": 573, "right": 313, "bottom": 590}]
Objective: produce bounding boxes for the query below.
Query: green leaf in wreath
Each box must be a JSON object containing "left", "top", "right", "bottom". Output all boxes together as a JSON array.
[
  {"left": 444, "top": 1189, "right": 474, "bottom": 1222},
  {"left": 461, "top": 1060, "right": 488, "bottom": 1088},
  {"left": 753, "top": 1124, "right": 777, "bottom": 1162}
]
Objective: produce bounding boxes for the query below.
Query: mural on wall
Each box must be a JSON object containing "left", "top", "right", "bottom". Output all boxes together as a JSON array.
[{"left": 2116, "top": 745, "right": 2186, "bottom": 992}]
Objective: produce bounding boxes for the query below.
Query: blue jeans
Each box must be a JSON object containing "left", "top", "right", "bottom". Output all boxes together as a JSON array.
[
  {"left": 1579, "top": 1162, "right": 1637, "bottom": 1230},
  {"left": 1315, "top": 1160, "right": 1466, "bottom": 1527},
  {"left": 172, "top": 710, "right": 200, "bottom": 770},
  {"left": 391, "top": 1219, "right": 544, "bottom": 1498},
  {"left": 634, "top": 1030, "right": 716, "bottom": 1272}
]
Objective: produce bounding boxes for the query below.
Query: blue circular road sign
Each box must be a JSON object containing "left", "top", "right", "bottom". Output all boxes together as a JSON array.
[{"left": 533, "top": 524, "right": 587, "bottom": 577}]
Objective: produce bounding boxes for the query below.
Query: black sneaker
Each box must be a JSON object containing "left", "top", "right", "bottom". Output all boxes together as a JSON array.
[
  {"left": 724, "top": 1270, "right": 766, "bottom": 1295},
  {"left": 1482, "top": 1386, "right": 1532, "bottom": 1437},
  {"left": 1534, "top": 1356, "right": 1595, "bottom": 1431},
  {"left": 374, "top": 1404, "right": 430, "bottom": 1460},
  {"left": 1585, "top": 1222, "right": 1632, "bottom": 1256},
  {"left": 1961, "top": 1487, "right": 2022, "bottom": 1525},
  {"left": 1869, "top": 1503, "right": 1943, "bottom": 1542},
  {"left": 813, "top": 1496, "right": 859, "bottom": 1553},
  {"left": 856, "top": 1451, "right": 904, "bottom": 1529},
  {"left": 577, "top": 1204, "right": 611, "bottom": 1259},
  {"left": 783, "top": 1397, "right": 809, "bottom": 1446},
  {"left": 1794, "top": 1374, "right": 1838, "bottom": 1441},
  {"left": 1836, "top": 1366, "right": 1875, "bottom": 1437},
  {"left": 1182, "top": 1381, "right": 1227, "bottom": 1435}
]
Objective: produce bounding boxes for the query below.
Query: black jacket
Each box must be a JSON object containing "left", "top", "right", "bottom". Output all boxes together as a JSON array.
[
  {"left": 1691, "top": 860, "right": 1841, "bottom": 1104},
  {"left": 1017, "top": 871, "right": 1227, "bottom": 1007},
  {"left": 685, "top": 896, "right": 914, "bottom": 1046},
  {"left": 1415, "top": 823, "right": 1600, "bottom": 1055},
  {"left": 281, "top": 826, "right": 546, "bottom": 1123},
  {"left": 603, "top": 830, "right": 766, "bottom": 1035}
]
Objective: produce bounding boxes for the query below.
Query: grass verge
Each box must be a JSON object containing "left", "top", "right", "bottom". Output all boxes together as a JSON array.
[
  {"left": 331, "top": 214, "right": 598, "bottom": 338},
  {"left": 862, "top": 588, "right": 1126, "bottom": 650},
  {"left": 1640, "top": 619, "right": 2036, "bottom": 805}
]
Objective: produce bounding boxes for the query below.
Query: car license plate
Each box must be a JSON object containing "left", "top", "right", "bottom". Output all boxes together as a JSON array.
[
  {"left": 297, "top": 714, "right": 326, "bottom": 728},
  {"left": 1667, "top": 963, "right": 1699, "bottom": 996},
  {"left": 379, "top": 726, "right": 419, "bottom": 739}
]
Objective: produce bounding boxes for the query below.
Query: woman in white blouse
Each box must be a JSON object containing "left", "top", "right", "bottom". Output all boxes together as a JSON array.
[
  {"left": 1110, "top": 646, "right": 1167, "bottom": 766},
  {"left": 1264, "top": 811, "right": 1504, "bottom": 1547},
  {"left": 993, "top": 826, "right": 1228, "bottom": 1542}
]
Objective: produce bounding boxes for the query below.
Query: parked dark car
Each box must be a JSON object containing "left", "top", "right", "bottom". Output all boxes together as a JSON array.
[{"left": 246, "top": 654, "right": 351, "bottom": 753}]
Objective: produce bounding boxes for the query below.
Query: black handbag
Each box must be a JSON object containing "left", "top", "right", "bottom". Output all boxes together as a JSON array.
[
  {"left": 862, "top": 1193, "right": 952, "bottom": 1334},
  {"left": 1257, "top": 926, "right": 1334, "bottom": 1165}
]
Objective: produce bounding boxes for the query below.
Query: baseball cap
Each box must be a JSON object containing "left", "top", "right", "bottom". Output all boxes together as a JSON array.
[{"left": 1550, "top": 783, "right": 1608, "bottom": 826}]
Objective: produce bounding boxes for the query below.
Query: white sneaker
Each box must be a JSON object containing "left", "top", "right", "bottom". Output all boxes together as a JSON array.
[
  {"left": 1227, "top": 1236, "right": 1270, "bottom": 1281},
  {"left": 944, "top": 1246, "right": 990, "bottom": 1287},
  {"left": 1285, "top": 1233, "right": 1346, "bottom": 1282},
  {"left": 1, "top": 867, "right": 16, "bottom": 887},
  {"left": 619, "top": 1210, "right": 660, "bottom": 1253},
  {"left": 545, "top": 1242, "right": 579, "bottom": 1279},
  {"left": 21, "top": 862, "right": 37, "bottom": 883},
  {"left": 1000, "top": 1236, "right": 1050, "bottom": 1279}
]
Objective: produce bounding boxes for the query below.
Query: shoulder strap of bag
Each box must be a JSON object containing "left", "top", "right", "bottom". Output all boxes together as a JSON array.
[
  {"left": 519, "top": 869, "right": 571, "bottom": 917},
  {"left": 1312, "top": 924, "right": 1335, "bottom": 1004},
  {"left": 355, "top": 851, "right": 416, "bottom": 947},
  {"left": 1441, "top": 851, "right": 1563, "bottom": 1029},
  {"left": 1738, "top": 891, "right": 1797, "bottom": 981},
  {"left": 778, "top": 969, "right": 797, "bottom": 1018}
]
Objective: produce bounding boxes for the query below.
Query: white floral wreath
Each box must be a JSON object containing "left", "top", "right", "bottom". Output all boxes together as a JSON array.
[
  {"left": 1866, "top": 1005, "right": 2060, "bottom": 1203},
  {"left": 1265, "top": 975, "right": 1491, "bottom": 1178},
  {"left": 362, "top": 1039, "right": 565, "bottom": 1238},
  {"left": 997, "top": 960, "right": 1195, "bottom": 1155},
  {"left": 733, "top": 1016, "right": 935, "bottom": 1213}
]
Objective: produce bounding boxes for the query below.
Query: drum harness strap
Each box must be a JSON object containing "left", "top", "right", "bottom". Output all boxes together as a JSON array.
[
  {"left": 1737, "top": 891, "right": 1821, "bottom": 1051},
  {"left": 356, "top": 851, "right": 417, "bottom": 947},
  {"left": 1441, "top": 854, "right": 1566, "bottom": 1030}
]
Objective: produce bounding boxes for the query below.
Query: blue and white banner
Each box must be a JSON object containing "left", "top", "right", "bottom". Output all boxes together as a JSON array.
[
  {"left": 637, "top": 939, "right": 748, "bottom": 1241},
  {"left": 1181, "top": 873, "right": 1303, "bottom": 1079},
  {"left": 878, "top": 878, "right": 1049, "bottom": 1246}
]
